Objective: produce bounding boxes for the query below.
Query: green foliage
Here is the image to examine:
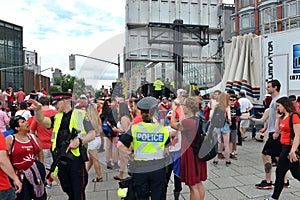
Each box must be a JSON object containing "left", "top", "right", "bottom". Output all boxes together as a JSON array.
[
  {"left": 95, "top": 89, "right": 105, "bottom": 98},
  {"left": 52, "top": 73, "right": 86, "bottom": 99},
  {"left": 50, "top": 86, "right": 61, "bottom": 93},
  {"left": 73, "top": 78, "right": 86, "bottom": 98}
]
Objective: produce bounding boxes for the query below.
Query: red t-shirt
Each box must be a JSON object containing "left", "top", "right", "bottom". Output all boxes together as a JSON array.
[
  {"left": 0, "top": 133, "right": 12, "bottom": 190},
  {"left": 16, "top": 91, "right": 26, "bottom": 103},
  {"left": 279, "top": 114, "right": 300, "bottom": 145},
  {"left": 9, "top": 134, "right": 41, "bottom": 171},
  {"left": 132, "top": 114, "right": 143, "bottom": 125},
  {"left": 7, "top": 91, "right": 14, "bottom": 103},
  {"left": 30, "top": 109, "right": 58, "bottom": 149}
]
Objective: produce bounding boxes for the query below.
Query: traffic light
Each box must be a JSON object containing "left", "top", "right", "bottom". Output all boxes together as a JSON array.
[{"left": 69, "top": 54, "right": 76, "bottom": 70}]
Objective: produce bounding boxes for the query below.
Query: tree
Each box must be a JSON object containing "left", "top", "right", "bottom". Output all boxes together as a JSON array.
[
  {"left": 53, "top": 74, "right": 76, "bottom": 92},
  {"left": 51, "top": 73, "right": 86, "bottom": 99},
  {"left": 73, "top": 78, "right": 86, "bottom": 98}
]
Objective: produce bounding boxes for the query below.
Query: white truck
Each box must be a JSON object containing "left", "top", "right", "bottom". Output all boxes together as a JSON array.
[{"left": 260, "top": 28, "right": 300, "bottom": 98}]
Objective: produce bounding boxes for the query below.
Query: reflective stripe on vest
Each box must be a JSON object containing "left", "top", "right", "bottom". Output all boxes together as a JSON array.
[
  {"left": 132, "top": 123, "right": 167, "bottom": 161},
  {"left": 52, "top": 109, "right": 87, "bottom": 156}
]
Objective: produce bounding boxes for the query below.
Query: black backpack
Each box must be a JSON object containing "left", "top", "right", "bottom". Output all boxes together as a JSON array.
[
  {"left": 186, "top": 116, "right": 218, "bottom": 163},
  {"left": 289, "top": 112, "right": 300, "bottom": 157},
  {"left": 211, "top": 108, "right": 226, "bottom": 128}
]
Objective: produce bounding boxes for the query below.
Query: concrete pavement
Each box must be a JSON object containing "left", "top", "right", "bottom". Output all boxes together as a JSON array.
[{"left": 47, "top": 135, "right": 300, "bottom": 200}]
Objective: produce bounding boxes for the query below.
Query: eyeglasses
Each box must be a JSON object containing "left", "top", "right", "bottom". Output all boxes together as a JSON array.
[
  {"left": 13, "top": 115, "right": 23, "bottom": 121},
  {"left": 229, "top": 99, "right": 236, "bottom": 101}
]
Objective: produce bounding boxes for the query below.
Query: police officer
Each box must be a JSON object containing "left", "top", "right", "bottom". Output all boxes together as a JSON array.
[
  {"left": 118, "top": 97, "right": 170, "bottom": 200},
  {"left": 28, "top": 93, "right": 96, "bottom": 200}
]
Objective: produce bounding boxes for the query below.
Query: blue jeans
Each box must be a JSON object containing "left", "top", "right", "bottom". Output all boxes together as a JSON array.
[{"left": 0, "top": 188, "right": 16, "bottom": 200}]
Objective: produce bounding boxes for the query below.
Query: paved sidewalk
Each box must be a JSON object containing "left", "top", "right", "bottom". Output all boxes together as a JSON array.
[{"left": 47, "top": 136, "right": 300, "bottom": 200}]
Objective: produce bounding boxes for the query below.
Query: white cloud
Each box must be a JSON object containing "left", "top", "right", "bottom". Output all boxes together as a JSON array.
[{"left": 0, "top": 0, "right": 125, "bottom": 88}]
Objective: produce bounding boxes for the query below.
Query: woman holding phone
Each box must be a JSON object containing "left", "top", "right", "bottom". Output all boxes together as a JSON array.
[{"left": 265, "top": 97, "right": 300, "bottom": 200}]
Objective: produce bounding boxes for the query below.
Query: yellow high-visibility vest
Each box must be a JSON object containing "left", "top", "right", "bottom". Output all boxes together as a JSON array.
[
  {"left": 131, "top": 122, "right": 169, "bottom": 161},
  {"left": 52, "top": 109, "right": 87, "bottom": 156},
  {"left": 153, "top": 80, "right": 164, "bottom": 91}
]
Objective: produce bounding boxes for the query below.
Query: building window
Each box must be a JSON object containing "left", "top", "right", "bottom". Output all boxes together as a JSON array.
[
  {"left": 231, "top": 17, "right": 236, "bottom": 32},
  {"left": 243, "top": 0, "right": 250, "bottom": 7},
  {"left": 287, "top": 1, "right": 298, "bottom": 17},
  {"left": 240, "top": 14, "right": 250, "bottom": 29},
  {"left": 262, "top": 8, "right": 277, "bottom": 24}
]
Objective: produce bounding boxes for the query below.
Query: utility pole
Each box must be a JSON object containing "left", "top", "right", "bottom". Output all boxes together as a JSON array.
[{"left": 69, "top": 54, "right": 121, "bottom": 79}]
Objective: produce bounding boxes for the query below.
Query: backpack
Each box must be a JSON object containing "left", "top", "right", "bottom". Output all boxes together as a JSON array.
[
  {"left": 289, "top": 112, "right": 300, "bottom": 157},
  {"left": 211, "top": 108, "right": 226, "bottom": 128},
  {"left": 185, "top": 117, "right": 218, "bottom": 163},
  {"left": 102, "top": 117, "right": 114, "bottom": 137}
]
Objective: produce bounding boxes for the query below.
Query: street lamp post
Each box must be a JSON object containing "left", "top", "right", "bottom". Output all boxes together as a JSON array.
[
  {"left": 69, "top": 54, "right": 121, "bottom": 79},
  {"left": 39, "top": 67, "right": 54, "bottom": 90}
]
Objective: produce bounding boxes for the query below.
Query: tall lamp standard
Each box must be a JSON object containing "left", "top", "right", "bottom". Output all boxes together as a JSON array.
[{"left": 39, "top": 67, "right": 54, "bottom": 91}]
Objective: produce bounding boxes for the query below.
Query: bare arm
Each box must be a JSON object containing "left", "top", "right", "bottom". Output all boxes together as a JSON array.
[
  {"left": 250, "top": 109, "right": 270, "bottom": 124},
  {"left": 66, "top": 130, "right": 97, "bottom": 152},
  {"left": 120, "top": 116, "right": 131, "bottom": 133},
  {"left": 273, "top": 113, "right": 283, "bottom": 140},
  {"left": 0, "top": 150, "right": 22, "bottom": 193},
  {"left": 289, "top": 123, "right": 300, "bottom": 162}
]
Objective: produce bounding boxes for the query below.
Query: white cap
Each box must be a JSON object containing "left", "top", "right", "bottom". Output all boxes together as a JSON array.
[{"left": 80, "top": 94, "right": 87, "bottom": 99}]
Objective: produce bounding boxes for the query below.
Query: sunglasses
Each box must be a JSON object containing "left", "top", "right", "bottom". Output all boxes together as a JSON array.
[
  {"left": 229, "top": 99, "right": 236, "bottom": 101},
  {"left": 13, "top": 115, "right": 23, "bottom": 121}
]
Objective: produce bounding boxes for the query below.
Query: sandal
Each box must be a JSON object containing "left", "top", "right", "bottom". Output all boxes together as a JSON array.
[
  {"left": 113, "top": 175, "right": 123, "bottom": 181},
  {"left": 92, "top": 177, "right": 103, "bottom": 182}
]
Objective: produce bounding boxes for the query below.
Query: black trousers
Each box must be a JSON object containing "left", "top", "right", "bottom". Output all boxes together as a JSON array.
[
  {"left": 133, "top": 168, "right": 166, "bottom": 200},
  {"left": 272, "top": 145, "right": 300, "bottom": 199},
  {"left": 164, "top": 163, "right": 182, "bottom": 198},
  {"left": 58, "top": 157, "right": 88, "bottom": 200}
]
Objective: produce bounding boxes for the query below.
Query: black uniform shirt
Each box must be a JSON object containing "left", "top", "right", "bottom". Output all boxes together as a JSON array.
[{"left": 50, "top": 110, "right": 94, "bottom": 149}]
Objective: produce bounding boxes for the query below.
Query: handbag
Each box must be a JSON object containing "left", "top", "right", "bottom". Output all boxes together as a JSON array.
[
  {"left": 10, "top": 134, "right": 47, "bottom": 199},
  {"left": 102, "top": 117, "right": 114, "bottom": 137}
]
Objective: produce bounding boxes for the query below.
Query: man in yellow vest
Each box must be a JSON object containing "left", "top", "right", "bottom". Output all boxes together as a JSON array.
[
  {"left": 153, "top": 78, "right": 164, "bottom": 99},
  {"left": 118, "top": 97, "right": 170, "bottom": 200},
  {"left": 28, "top": 93, "right": 96, "bottom": 200}
]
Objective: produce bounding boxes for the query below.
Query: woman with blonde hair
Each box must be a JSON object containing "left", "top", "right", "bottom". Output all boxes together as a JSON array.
[
  {"left": 86, "top": 104, "right": 103, "bottom": 182},
  {"left": 171, "top": 96, "right": 207, "bottom": 200},
  {"left": 211, "top": 92, "right": 232, "bottom": 166}
]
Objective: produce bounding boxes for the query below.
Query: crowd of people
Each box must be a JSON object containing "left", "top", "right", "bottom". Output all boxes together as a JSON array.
[{"left": 0, "top": 79, "right": 300, "bottom": 200}]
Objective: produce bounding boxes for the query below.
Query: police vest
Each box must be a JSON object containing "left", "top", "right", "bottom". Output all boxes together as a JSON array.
[
  {"left": 52, "top": 109, "right": 87, "bottom": 157},
  {"left": 153, "top": 80, "right": 164, "bottom": 91},
  {"left": 131, "top": 122, "right": 169, "bottom": 161}
]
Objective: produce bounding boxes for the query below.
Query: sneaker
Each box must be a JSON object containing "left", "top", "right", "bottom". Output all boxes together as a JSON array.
[
  {"left": 255, "top": 180, "right": 273, "bottom": 189},
  {"left": 107, "top": 162, "right": 113, "bottom": 170},
  {"left": 230, "top": 153, "right": 237, "bottom": 160},
  {"left": 225, "top": 161, "right": 231, "bottom": 167},
  {"left": 218, "top": 153, "right": 225, "bottom": 159},
  {"left": 112, "top": 162, "right": 120, "bottom": 170},
  {"left": 283, "top": 180, "right": 290, "bottom": 188},
  {"left": 46, "top": 183, "right": 52, "bottom": 189}
]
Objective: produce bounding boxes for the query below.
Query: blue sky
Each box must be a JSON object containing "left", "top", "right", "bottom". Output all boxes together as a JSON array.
[
  {"left": 0, "top": 0, "right": 235, "bottom": 90},
  {"left": 0, "top": 0, "right": 125, "bottom": 88}
]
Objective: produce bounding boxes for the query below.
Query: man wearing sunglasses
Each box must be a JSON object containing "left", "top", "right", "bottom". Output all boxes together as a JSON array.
[{"left": 28, "top": 92, "right": 96, "bottom": 200}]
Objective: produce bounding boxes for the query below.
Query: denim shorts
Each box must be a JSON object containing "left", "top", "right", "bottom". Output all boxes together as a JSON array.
[
  {"left": 0, "top": 188, "right": 16, "bottom": 200},
  {"left": 214, "top": 122, "right": 231, "bottom": 134}
]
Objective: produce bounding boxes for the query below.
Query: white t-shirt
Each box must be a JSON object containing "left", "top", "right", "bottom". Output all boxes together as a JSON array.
[
  {"left": 238, "top": 97, "right": 253, "bottom": 113},
  {"left": 15, "top": 110, "right": 32, "bottom": 120},
  {"left": 167, "top": 126, "right": 181, "bottom": 152}
]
